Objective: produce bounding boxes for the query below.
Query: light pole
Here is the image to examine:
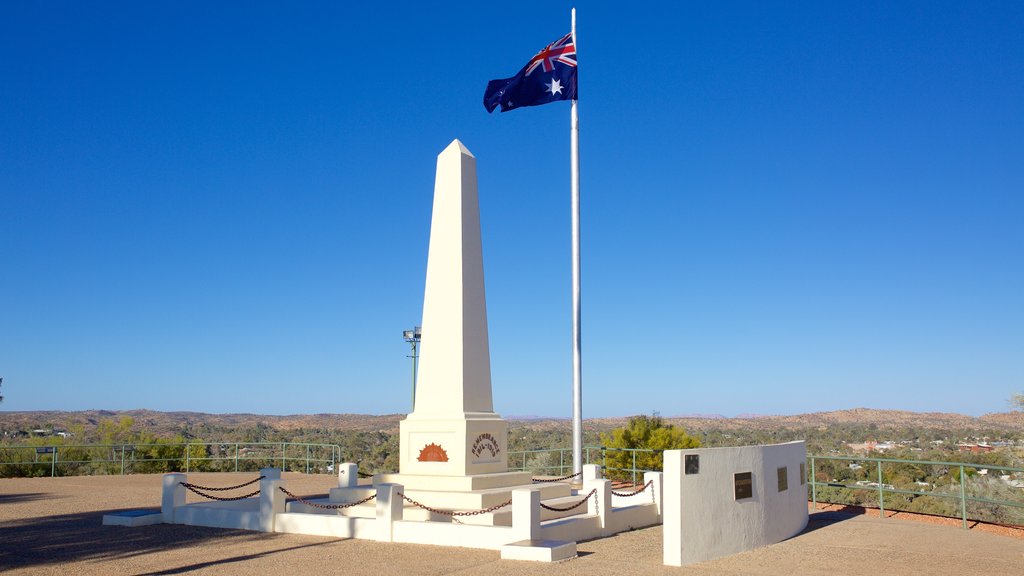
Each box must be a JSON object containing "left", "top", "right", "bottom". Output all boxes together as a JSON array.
[{"left": 403, "top": 327, "right": 421, "bottom": 410}]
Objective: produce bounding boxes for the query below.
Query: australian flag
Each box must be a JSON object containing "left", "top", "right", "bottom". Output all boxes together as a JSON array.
[{"left": 483, "top": 33, "right": 577, "bottom": 113}]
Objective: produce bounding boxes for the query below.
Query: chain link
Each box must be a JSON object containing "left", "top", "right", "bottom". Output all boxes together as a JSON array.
[
  {"left": 279, "top": 486, "right": 376, "bottom": 509},
  {"left": 532, "top": 471, "right": 582, "bottom": 483},
  {"left": 539, "top": 488, "right": 597, "bottom": 512},
  {"left": 611, "top": 479, "right": 653, "bottom": 498},
  {"left": 179, "top": 475, "right": 265, "bottom": 492},
  {"left": 397, "top": 492, "right": 512, "bottom": 517},
  {"left": 181, "top": 483, "right": 261, "bottom": 501}
]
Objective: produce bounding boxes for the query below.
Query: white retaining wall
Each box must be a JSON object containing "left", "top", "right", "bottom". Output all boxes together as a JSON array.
[
  {"left": 663, "top": 441, "right": 808, "bottom": 566},
  {"left": 161, "top": 466, "right": 663, "bottom": 554}
]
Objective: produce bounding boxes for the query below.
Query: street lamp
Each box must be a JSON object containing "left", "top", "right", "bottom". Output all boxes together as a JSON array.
[{"left": 403, "top": 327, "right": 421, "bottom": 410}]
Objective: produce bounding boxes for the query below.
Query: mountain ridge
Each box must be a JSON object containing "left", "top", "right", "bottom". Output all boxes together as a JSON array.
[{"left": 2, "top": 407, "right": 1022, "bottom": 436}]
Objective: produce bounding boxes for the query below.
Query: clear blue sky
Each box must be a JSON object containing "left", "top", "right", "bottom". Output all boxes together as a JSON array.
[{"left": 2, "top": 1, "right": 1022, "bottom": 418}]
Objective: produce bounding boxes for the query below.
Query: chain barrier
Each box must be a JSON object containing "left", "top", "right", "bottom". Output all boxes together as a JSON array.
[
  {"left": 178, "top": 475, "right": 266, "bottom": 501},
  {"left": 357, "top": 471, "right": 375, "bottom": 478},
  {"left": 181, "top": 483, "right": 262, "bottom": 501},
  {"left": 539, "top": 488, "right": 597, "bottom": 512},
  {"left": 611, "top": 479, "right": 653, "bottom": 498},
  {"left": 397, "top": 492, "right": 512, "bottom": 517},
  {"left": 279, "top": 486, "right": 376, "bottom": 509},
  {"left": 180, "top": 475, "right": 265, "bottom": 492},
  {"left": 532, "top": 471, "right": 582, "bottom": 483}
]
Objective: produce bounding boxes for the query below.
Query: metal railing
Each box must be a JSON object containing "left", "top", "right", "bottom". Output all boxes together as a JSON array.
[
  {"left": 508, "top": 446, "right": 660, "bottom": 483},
  {"left": 808, "top": 455, "right": 1024, "bottom": 529},
  {"left": 0, "top": 442, "right": 341, "bottom": 478}
]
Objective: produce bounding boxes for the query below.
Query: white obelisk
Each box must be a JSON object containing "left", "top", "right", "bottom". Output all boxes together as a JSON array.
[{"left": 397, "top": 139, "right": 508, "bottom": 477}]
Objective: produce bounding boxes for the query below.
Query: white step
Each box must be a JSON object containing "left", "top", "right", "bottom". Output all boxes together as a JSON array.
[{"left": 500, "top": 539, "right": 577, "bottom": 562}]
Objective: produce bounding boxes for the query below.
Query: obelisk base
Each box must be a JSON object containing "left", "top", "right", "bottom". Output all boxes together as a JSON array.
[{"left": 398, "top": 413, "right": 509, "bottom": 477}]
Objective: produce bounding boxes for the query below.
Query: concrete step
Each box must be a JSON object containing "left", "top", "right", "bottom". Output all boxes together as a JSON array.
[
  {"left": 400, "top": 481, "right": 571, "bottom": 510},
  {"left": 327, "top": 485, "right": 376, "bottom": 502},
  {"left": 373, "top": 471, "right": 532, "bottom": 491},
  {"left": 500, "top": 539, "right": 577, "bottom": 562},
  {"left": 447, "top": 489, "right": 594, "bottom": 527}
]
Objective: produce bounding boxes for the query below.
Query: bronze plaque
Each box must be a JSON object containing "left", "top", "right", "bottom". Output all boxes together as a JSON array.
[
  {"left": 734, "top": 472, "right": 753, "bottom": 500},
  {"left": 777, "top": 466, "right": 788, "bottom": 492},
  {"left": 685, "top": 454, "right": 700, "bottom": 475}
]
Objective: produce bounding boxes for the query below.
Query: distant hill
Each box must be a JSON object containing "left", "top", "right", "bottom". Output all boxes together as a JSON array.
[
  {"left": 2, "top": 407, "right": 1023, "bottom": 438},
  {"left": 0, "top": 409, "right": 405, "bottom": 438}
]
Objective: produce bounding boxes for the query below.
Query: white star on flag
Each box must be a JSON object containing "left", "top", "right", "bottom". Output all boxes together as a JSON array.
[{"left": 546, "top": 78, "right": 563, "bottom": 96}]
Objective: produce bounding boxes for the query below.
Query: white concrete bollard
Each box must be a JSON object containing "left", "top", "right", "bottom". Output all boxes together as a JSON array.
[
  {"left": 259, "top": 473, "right": 285, "bottom": 533},
  {"left": 584, "top": 478, "right": 611, "bottom": 533},
  {"left": 337, "top": 463, "right": 358, "bottom": 488},
  {"left": 583, "top": 464, "right": 602, "bottom": 482},
  {"left": 162, "top": 473, "right": 186, "bottom": 523},
  {"left": 645, "top": 471, "right": 664, "bottom": 517},
  {"left": 511, "top": 488, "right": 541, "bottom": 542},
  {"left": 375, "top": 483, "right": 404, "bottom": 542}
]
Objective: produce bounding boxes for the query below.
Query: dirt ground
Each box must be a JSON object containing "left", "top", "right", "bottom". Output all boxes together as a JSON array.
[{"left": 2, "top": 473, "right": 1024, "bottom": 575}]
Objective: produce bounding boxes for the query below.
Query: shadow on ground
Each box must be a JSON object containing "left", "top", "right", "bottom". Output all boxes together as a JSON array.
[
  {"left": 798, "top": 508, "right": 861, "bottom": 535},
  {"left": 0, "top": 493, "right": 50, "bottom": 504},
  {"left": 0, "top": 509, "right": 324, "bottom": 571}
]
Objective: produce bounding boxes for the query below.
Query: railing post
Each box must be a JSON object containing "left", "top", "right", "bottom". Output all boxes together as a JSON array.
[
  {"left": 959, "top": 465, "right": 968, "bottom": 529},
  {"left": 305, "top": 445, "right": 310, "bottom": 474},
  {"left": 877, "top": 460, "right": 884, "bottom": 518},
  {"left": 811, "top": 457, "right": 817, "bottom": 508},
  {"left": 632, "top": 450, "right": 637, "bottom": 485},
  {"left": 185, "top": 443, "right": 190, "bottom": 473},
  {"left": 120, "top": 444, "right": 126, "bottom": 475},
  {"left": 51, "top": 447, "right": 57, "bottom": 477},
  {"left": 281, "top": 442, "right": 285, "bottom": 471},
  {"left": 235, "top": 443, "right": 239, "bottom": 472}
]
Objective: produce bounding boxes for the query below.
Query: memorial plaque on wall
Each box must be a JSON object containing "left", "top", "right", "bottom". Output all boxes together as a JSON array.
[
  {"left": 685, "top": 454, "right": 699, "bottom": 475},
  {"left": 734, "top": 471, "right": 753, "bottom": 500},
  {"left": 777, "top": 466, "right": 788, "bottom": 492},
  {"left": 800, "top": 462, "right": 806, "bottom": 485}
]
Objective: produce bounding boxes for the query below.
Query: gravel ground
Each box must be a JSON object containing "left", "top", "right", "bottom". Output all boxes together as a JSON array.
[{"left": 2, "top": 473, "right": 1024, "bottom": 575}]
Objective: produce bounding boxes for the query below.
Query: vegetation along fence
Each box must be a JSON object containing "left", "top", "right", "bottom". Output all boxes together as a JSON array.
[
  {"left": 509, "top": 446, "right": 660, "bottom": 484},
  {"left": 809, "top": 455, "right": 1024, "bottom": 529},
  {"left": 0, "top": 442, "right": 341, "bottom": 478}
]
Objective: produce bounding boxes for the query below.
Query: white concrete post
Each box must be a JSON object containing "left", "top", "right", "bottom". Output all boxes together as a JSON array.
[
  {"left": 376, "top": 483, "right": 404, "bottom": 542},
  {"left": 583, "top": 464, "right": 602, "bottom": 482},
  {"left": 338, "top": 463, "right": 358, "bottom": 488},
  {"left": 645, "top": 471, "right": 664, "bottom": 517},
  {"left": 511, "top": 488, "right": 541, "bottom": 542},
  {"left": 663, "top": 451, "right": 683, "bottom": 566},
  {"left": 583, "top": 478, "right": 611, "bottom": 533},
  {"left": 259, "top": 473, "right": 285, "bottom": 533},
  {"left": 162, "top": 472, "right": 186, "bottom": 524}
]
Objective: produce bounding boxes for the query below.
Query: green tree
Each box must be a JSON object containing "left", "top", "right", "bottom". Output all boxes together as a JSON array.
[
  {"left": 600, "top": 415, "right": 700, "bottom": 481},
  {"left": 1011, "top": 392, "right": 1024, "bottom": 411}
]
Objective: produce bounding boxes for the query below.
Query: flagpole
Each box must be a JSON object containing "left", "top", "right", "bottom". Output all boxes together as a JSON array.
[{"left": 570, "top": 7, "right": 583, "bottom": 477}]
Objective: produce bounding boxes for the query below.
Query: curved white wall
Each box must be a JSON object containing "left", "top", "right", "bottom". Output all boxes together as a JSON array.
[{"left": 663, "top": 441, "right": 808, "bottom": 566}]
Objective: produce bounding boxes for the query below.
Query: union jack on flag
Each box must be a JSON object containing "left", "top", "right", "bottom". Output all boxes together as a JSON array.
[
  {"left": 523, "top": 33, "right": 577, "bottom": 76},
  {"left": 484, "top": 32, "right": 578, "bottom": 113}
]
